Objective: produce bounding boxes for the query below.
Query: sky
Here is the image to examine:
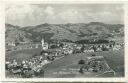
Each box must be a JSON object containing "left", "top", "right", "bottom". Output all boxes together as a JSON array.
[{"left": 5, "top": 4, "right": 124, "bottom": 26}]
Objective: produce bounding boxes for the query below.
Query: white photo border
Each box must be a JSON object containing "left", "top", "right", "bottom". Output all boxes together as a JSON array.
[{"left": 0, "top": 0, "right": 128, "bottom": 82}]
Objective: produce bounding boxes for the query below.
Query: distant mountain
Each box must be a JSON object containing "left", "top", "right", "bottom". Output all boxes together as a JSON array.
[
  {"left": 5, "top": 24, "right": 32, "bottom": 44},
  {"left": 5, "top": 22, "right": 124, "bottom": 44}
]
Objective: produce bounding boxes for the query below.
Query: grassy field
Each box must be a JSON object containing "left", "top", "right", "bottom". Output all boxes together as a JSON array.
[
  {"left": 42, "top": 50, "right": 124, "bottom": 77},
  {"left": 6, "top": 48, "right": 124, "bottom": 77},
  {"left": 6, "top": 48, "right": 42, "bottom": 63}
]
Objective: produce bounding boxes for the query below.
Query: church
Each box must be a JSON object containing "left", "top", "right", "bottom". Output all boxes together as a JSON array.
[{"left": 41, "top": 38, "right": 49, "bottom": 50}]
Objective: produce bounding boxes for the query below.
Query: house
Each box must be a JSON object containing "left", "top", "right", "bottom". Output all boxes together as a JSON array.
[
  {"left": 84, "top": 47, "right": 94, "bottom": 53},
  {"left": 6, "top": 42, "right": 16, "bottom": 46},
  {"left": 113, "top": 44, "right": 121, "bottom": 51},
  {"left": 96, "top": 47, "right": 102, "bottom": 52},
  {"left": 88, "top": 49, "right": 94, "bottom": 52},
  {"left": 76, "top": 44, "right": 82, "bottom": 50}
]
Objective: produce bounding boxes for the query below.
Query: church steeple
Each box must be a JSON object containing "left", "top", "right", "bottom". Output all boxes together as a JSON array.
[
  {"left": 41, "top": 38, "right": 44, "bottom": 47},
  {"left": 41, "top": 38, "right": 48, "bottom": 50}
]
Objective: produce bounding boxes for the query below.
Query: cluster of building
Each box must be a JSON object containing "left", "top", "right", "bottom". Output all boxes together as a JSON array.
[
  {"left": 60, "top": 42, "right": 124, "bottom": 55},
  {"left": 6, "top": 55, "right": 50, "bottom": 78},
  {"left": 6, "top": 38, "right": 124, "bottom": 77},
  {"left": 6, "top": 38, "right": 124, "bottom": 54},
  {"left": 79, "top": 55, "right": 106, "bottom": 73}
]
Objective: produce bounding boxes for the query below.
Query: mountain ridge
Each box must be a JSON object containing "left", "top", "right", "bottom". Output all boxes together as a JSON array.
[{"left": 5, "top": 22, "right": 124, "bottom": 44}]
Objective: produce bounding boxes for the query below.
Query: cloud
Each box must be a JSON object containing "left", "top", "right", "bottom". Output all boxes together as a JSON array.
[
  {"left": 6, "top": 4, "right": 34, "bottom": 19},
  {"left": 58, "top": 9, "right": 84, "bottom": 23},
  {"left": 6, "top": 4, "right": 123, "bottom": 26},
  {"left": 6, "top": 4, "right": 36, "bottom": 26},
  {"left": 44, "top": 6, "right": 54, "bottom": 15}
]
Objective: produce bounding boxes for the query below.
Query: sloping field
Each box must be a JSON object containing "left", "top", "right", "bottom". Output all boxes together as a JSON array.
[
  {"left": 98, "top": 50, "right": 124, "bottom": 77},
  {"left": 6, "top": 48, "right": 42, "bottom": 63},
  {"left": 42, "top": 50, "right": 124, "bottom": 77}
]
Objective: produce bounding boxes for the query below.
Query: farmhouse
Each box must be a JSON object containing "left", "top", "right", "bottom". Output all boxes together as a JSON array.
[
  {"left": 6, "top": 42, "right": 16, "bottom": 46},
  {"left": 83, "top": 46, "right": 94, "bottom": 53},
  {"left": 113, "top": 44, "right": 122, "bottom": 51}
]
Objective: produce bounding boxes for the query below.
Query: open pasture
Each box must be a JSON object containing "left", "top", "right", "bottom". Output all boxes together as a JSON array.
[{"left": 43, "top": 50, "right": 124, "bottom": 77}]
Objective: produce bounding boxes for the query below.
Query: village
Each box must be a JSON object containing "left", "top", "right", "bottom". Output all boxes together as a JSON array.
[
  {"left": 6, "top": 38, "right": 123, "bottom": 53},
  {"left": 5, "top": 38, "right": 124, "bottom": 78}
]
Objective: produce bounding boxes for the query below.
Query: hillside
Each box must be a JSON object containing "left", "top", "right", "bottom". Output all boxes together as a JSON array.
[
  {"left": 5, "top": 22, "right": 124, "bottom": 44},
  {"left": 5, "top": 24, "right": 32, "bottom": 44},
  {"left": 42, "top": 50, "right": 124, "bottom": 77}
]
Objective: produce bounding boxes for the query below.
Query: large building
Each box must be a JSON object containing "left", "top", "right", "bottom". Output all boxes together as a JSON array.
[{"left": 41, "top": 38, "right": 48, "bottom": 50}]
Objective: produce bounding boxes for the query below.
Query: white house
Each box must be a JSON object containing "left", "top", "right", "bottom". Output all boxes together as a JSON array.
[
  {"left": 113, "top": 44, "right": 121, "bottom": 51},
  {"left": 7, "top": 42, "right": 16, "bottom": 46}
]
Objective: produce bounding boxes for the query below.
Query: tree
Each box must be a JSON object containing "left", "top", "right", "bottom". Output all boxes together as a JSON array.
[
  {"left": 80, "top": 44, "right": 85, "bottom": 53},
  {"left": 79, "top": 66, "right": 84, "bottom": 74},
  {"left": 78, "top": 59, "right": 85, "bottom": 65},
  {"left": 92, "top": 54, "right": 96, "bottom": 56}
]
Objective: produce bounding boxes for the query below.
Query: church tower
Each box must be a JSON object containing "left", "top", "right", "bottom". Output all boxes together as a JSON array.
[{"left": 41, "top": 38, "right": 44, "bottom": 47}]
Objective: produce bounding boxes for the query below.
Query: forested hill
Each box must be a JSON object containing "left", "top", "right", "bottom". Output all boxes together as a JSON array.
[{"left": 5, "top": 22, "right": 124, "bottom": 43}]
